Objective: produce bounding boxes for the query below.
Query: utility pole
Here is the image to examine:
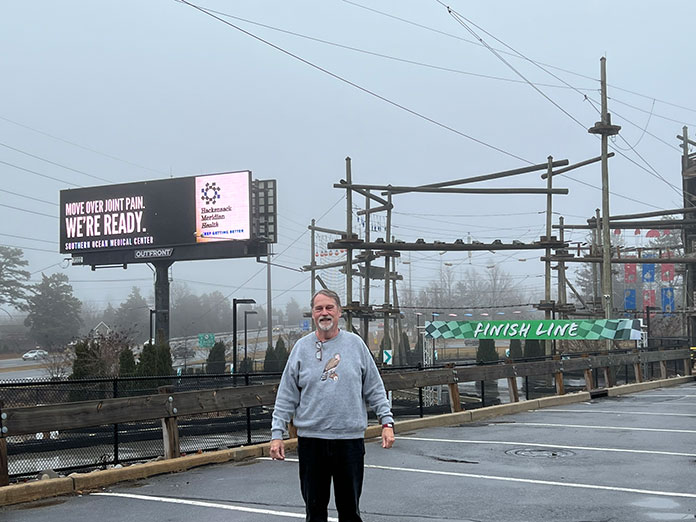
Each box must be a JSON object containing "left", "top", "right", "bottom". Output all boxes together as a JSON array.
[
  {"left": 362, "top": 191, "right": 371, "bottom": 345},
  {"left": 588, "top": 57, "right": 621, "bottom": 350},
  {"left": 594, "top": 208, "right": 602, "bottom": 313},
  {"left": 557, "top": 216, "right": 568, "bottom": 317},
  {"left": 679, "top": 127, "right": 696, "bottom": 345},
  {"left": 544, "top": 156, "right": 554, "bottom": 357},
  {"left": 266, "top": 250, "right": 272, "bottom": 348},
  {"left": 310, "top": 219, "right": 316, "bottom": 330},
  {"left": 383, "top": 192, "right": 392, "bottom": 357},
  {"left": 345, "top": 157, "right": 353, "bottom": 332}
]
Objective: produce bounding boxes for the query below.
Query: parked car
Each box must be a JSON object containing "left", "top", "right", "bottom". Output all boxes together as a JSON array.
[{"left": 22, "top": 349, "right": 48, "bottom": 360}]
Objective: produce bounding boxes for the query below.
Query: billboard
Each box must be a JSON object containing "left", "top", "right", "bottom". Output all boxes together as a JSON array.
[{"left": 60, "top": 171, "right": 264, "bottom": 265}]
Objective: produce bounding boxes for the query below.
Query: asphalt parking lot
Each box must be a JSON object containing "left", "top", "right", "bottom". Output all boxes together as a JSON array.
[{"left": 2, "top": 381, "right": 695, "bottom": 522}]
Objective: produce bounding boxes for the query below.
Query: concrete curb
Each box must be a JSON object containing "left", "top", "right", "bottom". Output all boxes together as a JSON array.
[
  {"left": 606, "top": 375, "right": 695, "bottom": 396},
  {"left": 0, "top": 477, "right": 74, "bottom": 506},
  {"left": 1, "top": 378, "right": 690, "bottom": 506}
]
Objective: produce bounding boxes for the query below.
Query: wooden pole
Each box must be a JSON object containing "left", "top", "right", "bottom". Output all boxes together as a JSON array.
[
  {"left": 158, "top": 387, "right": 180, "bottom": 459},
  {"left": 344, "top": 157, "right": 354, "bottom": 332},
  {"left": 0, "top": 401, "right": 8, "bottom": 486}
]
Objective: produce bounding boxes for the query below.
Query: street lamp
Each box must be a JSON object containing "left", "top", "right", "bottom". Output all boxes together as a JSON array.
[
  {"left": 244, "top": 310, "right": 258, "bottom": 373},
  {"left": 233, "top": 298, "right": 256, "bottom": 381}
]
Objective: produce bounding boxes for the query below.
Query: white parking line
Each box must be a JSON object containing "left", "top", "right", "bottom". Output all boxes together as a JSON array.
[
  {"left": 260, "top": 458, "right": 696, "bottom": 499},
  {"left": 93, "top": 492, "right": 331, "bottom": 521},
  {"left": 398, "top": 436, "right": 696, "bottom": 457},
  {"left": 633, "top": 394, "right": 696, "bottom": 397},
  {"left": 511, "top": 422, "right": 696, "bottom": 434},
  {"left": 546, "top": 409, "right": 696, "bottom": 417}
]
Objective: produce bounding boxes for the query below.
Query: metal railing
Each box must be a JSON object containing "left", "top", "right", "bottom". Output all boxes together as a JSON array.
[{"left": 0, "top": 347, "right": 691, "bottom": 483}]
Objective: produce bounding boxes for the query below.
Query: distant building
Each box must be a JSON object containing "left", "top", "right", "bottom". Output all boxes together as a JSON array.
[{"left": 91, "top": 321, "right": 111, "bottom": 337}]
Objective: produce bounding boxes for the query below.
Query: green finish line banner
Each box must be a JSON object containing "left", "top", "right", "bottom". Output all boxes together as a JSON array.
[{"left": 424, "top": 319, "right": 642, "bottom": 341}]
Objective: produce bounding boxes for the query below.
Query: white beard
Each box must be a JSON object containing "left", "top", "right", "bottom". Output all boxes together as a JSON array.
[{"left": 317, "top": 317, "right": 335, "bottom": 331}]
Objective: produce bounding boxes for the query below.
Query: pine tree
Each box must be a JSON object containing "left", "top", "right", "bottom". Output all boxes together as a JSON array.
[
  {"left": 239, "top": 356, "right": 254, "bottom": 373},
  {"left": 137, "top": 342, "right": 159, "bottom": 376},
  {"left": 155, "top": 344, "right": 173, "bottom": 377},
  {"left": 523, "top": 339, "right": 543, "bottom": 360},
  {"left": 263, "top": 344, "right": 276, "bottom": 372},
  {"left": 71, "top": 338, "right": 107, "bottom": 378},
  {"left": 476, "top": 338, "right": 499, "bottom": 363},
  {"left": 118, "top": 347, "right": 138, "bottom": 396},
  {"left": 475, "top": 338, "right": 499, "bottom": 406},
  {"left": 69, "top": 338, "right": 107, "bottom": 401},
  {"left": 509, "top": 339, "right": 523, "bottom": 360},
  {"left": 274, "top": 336, "right": 288, "bottom": 372},
  {"left": 119, "top": 347, "right": 137, "bottom": 376},
  {"left": 411, "top": 333, "right": 424, "bottom": 366},
  {"left": 206, "top": 341, "right": 227, "bottom": 374}
]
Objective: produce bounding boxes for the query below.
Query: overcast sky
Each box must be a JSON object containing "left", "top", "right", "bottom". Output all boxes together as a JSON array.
[{"left": 1, "top": 1, "right": 693, "bottom": 324}]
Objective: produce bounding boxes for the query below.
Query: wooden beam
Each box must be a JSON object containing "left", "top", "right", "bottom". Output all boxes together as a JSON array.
[
  {"left": 3, "top": 384, "right": 280, "bottom": 437},
  {"left": 159, "top": 386, "right": 180, "bottom": 460},
  {"left": 0, "top": 401, "right": 7, "bottom": 487},
  {"left": 381, "top": 368, "right": 455, "bottom": 390},
  {"left": 659, "top": 360, "right": 668, "bottom": 380},
  {"left": 507, "top": 377, "right": 520, "bottom": 403},
  {"left": 633, "top": 362, "right": 643, "bottom": 383},
  {"left": 448, "top": 382, "right": 462, "bottom": 412}
]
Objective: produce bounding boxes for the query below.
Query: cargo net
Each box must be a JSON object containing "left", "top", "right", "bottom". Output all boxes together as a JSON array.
[{"left": 315, "top": 233, "right": 347, "bottom": 297}]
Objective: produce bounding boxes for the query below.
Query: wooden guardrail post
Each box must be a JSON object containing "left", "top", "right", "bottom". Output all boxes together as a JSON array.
[
  {"left": 633, "top": 351, "right": 643, "bottom": 383},
  {"left": 445, "top": 366, "right": 462, "bottom": 412},
  {"left": 582, "top": 354, "right": 593, "bottom": 391},
  {"left": 685, "top": 356, "right": 693, "bottom": 376},
  {"left": 659, "top": 360, "right": 668, "bottom": 380},
  {"left": 504, "top": 361, "right": 520, "bottom": 403},
  {"left": 158, "top": 386, "right": 180, "bottom": 459},
  {"left": 0, "top": 401, "right": 8, "bottom": 486},
  {"left": 599, "top": 352, "right": 613, "bottom": 388},
  {"left": 553, "top": 356, "right": 565, "bottom": 395}
]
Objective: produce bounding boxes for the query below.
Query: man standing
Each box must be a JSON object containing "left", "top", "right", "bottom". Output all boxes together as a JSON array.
[{"left": 270, "top": 289, "right": 395, "bottom": 522}]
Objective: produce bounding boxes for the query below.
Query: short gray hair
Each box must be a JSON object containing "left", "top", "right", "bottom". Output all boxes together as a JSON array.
[{"left": 311, "top": 289, "right": 342, "bottom": 309}]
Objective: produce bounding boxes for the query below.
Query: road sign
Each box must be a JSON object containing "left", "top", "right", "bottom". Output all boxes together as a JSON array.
[
  {"left": 383, "top": 349, "right": 393, "bottom": 365},
  {"left": 198, "top": 333, "right": 215, "bottom": 348},
  {"left": 301, "top": 319, "right": 310, "bottom": 331}
]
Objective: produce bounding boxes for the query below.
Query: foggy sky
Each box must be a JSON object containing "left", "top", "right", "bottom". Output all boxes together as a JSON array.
[{"left": 1, "top": 1, "right": 692, "bottom": 324}]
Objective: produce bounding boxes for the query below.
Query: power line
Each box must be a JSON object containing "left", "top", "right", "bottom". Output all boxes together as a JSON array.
[
  {"left": 0, "top": 187, "right": 58, "bottom": 207},
  {"left": 0, "top": 114, "right": 168, "bottom": 175},
  {"left": 0, "top": 232, "right": 57, "bottom": 245},
  {"left": 444, "top": 5, "right": 587, "bottom": 131},
  {"left": 440, "top": 5, "right": 684, "bottom": 207},
  {"left": 196, "top": 4, "right": 597, "bottom": 93},
  {"left": 0, "top": 243, "right": 58, "bottom": 254},
  {"left": 177, "top": 0, "right": 532, "bottom": 164},
  {"left": 0, "top": 158, "right": 80, "bottom": 187},
  {"left": 343, "top": 0, "right": 696, "bottom": 115},
  {"left": 0, "top": 202, "right": 58, "bottom": 219},
  {"left": 0, "top": 141, "right": 113, "bottom": 184}
]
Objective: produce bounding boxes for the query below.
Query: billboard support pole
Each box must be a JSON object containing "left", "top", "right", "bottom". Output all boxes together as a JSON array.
[{"left": 153, "top": 261, "right": 173, "bottom": 346}]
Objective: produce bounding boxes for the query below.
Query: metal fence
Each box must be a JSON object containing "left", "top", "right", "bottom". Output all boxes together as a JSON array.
[{"left": 1, "top": 345, "right": 689, "bottom": 481}]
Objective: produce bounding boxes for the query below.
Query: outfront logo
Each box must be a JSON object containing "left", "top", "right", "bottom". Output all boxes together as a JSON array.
[{"left": 134, "top": 248, "right": 174, "bottom": 259}]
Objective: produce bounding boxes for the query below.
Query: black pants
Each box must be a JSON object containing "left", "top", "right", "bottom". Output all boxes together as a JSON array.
[{"left": 297, "top": 437, "right": 365, "bottom": 522}]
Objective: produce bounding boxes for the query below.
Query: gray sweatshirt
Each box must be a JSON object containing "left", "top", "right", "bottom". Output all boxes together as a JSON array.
[{"left": 271, "top": 330, "right": 394, "bottom": 440}]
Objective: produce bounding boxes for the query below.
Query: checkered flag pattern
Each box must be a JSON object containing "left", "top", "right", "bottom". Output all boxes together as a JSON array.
[{"left": 575, "top": 319, "right": 641, "bottom": 341}]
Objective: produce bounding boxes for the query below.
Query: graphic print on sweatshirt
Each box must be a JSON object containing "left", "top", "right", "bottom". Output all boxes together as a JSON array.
[{"left": 320, "top": 353, "right": 341, "bottom": 381}]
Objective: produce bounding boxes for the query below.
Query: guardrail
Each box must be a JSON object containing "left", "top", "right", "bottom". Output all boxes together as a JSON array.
[{"left": 0, "top": 348, "right": 691, "bottom": 485}]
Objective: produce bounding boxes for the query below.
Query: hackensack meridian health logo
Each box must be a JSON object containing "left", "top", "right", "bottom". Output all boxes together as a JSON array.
[{"left": 200, "top": 182, "right": 222, "bottom": 205}]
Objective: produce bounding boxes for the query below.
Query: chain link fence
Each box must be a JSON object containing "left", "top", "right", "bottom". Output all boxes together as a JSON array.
[{"left": 1, "top": 344, "right": 688, "bottom": 481}]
